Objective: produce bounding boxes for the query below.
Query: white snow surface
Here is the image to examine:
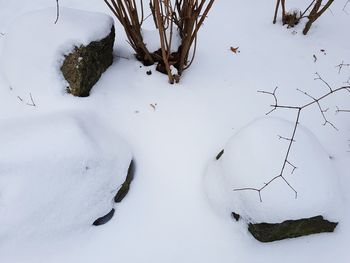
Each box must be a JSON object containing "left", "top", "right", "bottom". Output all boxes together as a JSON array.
[
  {"left": 204, "top": 117, "right": 341, "bottom": 223},
  {"left": 0, "top": 7, "right": 113, "bottom": 99},
  {"left": 0, "top": 111, "right": 132, "bottom": 242},
  {"left": 0, "top": 0, "right": 349, "bottom": 262},
  {"left": 143, "top": 28, "right": 181, "bottom": 53}
]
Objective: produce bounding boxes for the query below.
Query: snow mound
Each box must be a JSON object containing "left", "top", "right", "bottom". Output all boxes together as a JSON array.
[
  {"left": 0, "top": 7, "right": 113, "bottom": 97},
  {"left": 204, "top": 117, "right": 341, "bottom": 223},
  {"left": 0, "top": 112, "right": 132, "bottom": 241}
]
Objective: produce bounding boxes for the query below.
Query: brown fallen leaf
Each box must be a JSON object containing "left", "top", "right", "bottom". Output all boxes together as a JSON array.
[{"left": 230, "top": 46, "right": 240, "bottom": 54}]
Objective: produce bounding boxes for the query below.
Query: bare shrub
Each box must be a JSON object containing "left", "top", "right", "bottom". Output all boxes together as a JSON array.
[
  {"left": 104, "top": 0, "right": 215, "bottom": 83},
  {"left": 273, "top": 0, "right": 334, "bottom": 35}
]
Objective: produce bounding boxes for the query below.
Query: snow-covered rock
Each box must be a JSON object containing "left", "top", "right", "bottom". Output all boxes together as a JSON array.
[
  {"left": 60, "top": 25, "right": 115, "bottom": 97},
  {"left": 0, "top": 7, "right": 114, "bottom": 98},
  {"left": 204, "top": 117, "right": 341, "bottom": 225},
  {"left": 0, "top": 112, "right": 132, "bottom": 241}
]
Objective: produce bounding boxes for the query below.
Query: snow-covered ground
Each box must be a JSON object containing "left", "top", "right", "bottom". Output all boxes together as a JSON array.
[{"left": 0, "top": 0, "right": 349, "bottom": 262}]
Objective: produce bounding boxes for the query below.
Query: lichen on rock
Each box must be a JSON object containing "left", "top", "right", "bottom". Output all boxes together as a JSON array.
[
  {"left": 114, "top": 160, "right": 135, "bottom": 203},
  {"left": 61, "top": 26, "right": 115, "bottom": 97},
  {"left": 247, "top": 215, "right": 338, "bottom": 242}
]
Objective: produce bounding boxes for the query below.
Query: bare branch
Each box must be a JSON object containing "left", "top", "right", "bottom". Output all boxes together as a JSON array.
[
  {"left": 234, "top": 73, "right": 350, "bottom": 202},
  {"left": 336, "top": 61, "right": 350, "bottom": 74},
  {"left": 16, "top": 93, "right": 37, "bottom": 107}
]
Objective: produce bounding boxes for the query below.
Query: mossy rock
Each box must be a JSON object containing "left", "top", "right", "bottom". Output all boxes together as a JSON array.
[
  {"left": 61, "top": 26, "right": 115, "bottom": 97},
  {"left": 114, "top": 160, "right": 135, "bottom": 203},
  {"left": 248, "top": 215, "right": 338, "bottom": 242},
  {"left": 92, "top": 160, "right": 134, "bottom": 226},
  {"left": 93, "top": 208, "right": 115, "bottom": 226}
]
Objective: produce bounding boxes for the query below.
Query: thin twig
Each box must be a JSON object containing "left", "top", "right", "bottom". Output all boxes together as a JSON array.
[
  {"left": 336, "top": 106, "right": 350, "bottom": 113},
  {"left": 300, "top": 0, "right": 317, "bottom": 18},
  {"left": 115, "top": 55, "right": 130, "bottom": 60},
  {"left": 314, "top": 72, "right": 332, "bottom": 92},
  {"left": 54, "top": 0, "right": 60, "bottom": 24},
  {"left": 343, "top": 0, "right": 350, "bottom": 13},
  {"left": 26, "top": 93, "right": 36, "bottom": 107},
  {"left": 16, "top": 93, "right": 37, "bottom": 107},
  {"left": 336, "top": 61, "right": 350, "bottom": 74}
]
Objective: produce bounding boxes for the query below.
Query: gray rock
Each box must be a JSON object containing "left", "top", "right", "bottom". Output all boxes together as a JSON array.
[
  {"left": 114, "top": 160, "right": 135, "bottom": 203},
  {"left": 61, "top": 26, "right": 115, "bottom": 97},
  {"left": 247, "top": 215, "right": 338, "bottom": 242},
  {"left": 93, "top": 208, "right": 115, "bottom": 226}
]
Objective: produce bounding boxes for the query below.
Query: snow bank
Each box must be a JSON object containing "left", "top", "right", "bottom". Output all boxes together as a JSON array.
[
  {"left": 0, "top": 111, "right": 132, "bottom": 241},
  {"left": 0, "top": 7, "right": 114, "bottom": 97},
  {"left": 204, "top": 117, "right": 341, "bottom": 223}
]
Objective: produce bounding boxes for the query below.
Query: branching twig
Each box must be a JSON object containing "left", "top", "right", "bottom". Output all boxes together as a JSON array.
[
  {"left": 336, "top": 61, "right": 350, "bottom": 74},
  {"left": 234, "top": 73, "right": 350, "bottom": 202},
  {"left": 26, "top": 93, "right": 36, "bottom": 107},
  {"left": 16, "top": 93, "right": 37, "bottom": 107}
]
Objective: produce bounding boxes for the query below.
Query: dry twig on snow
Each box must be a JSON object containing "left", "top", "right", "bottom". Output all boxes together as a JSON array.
[{"left": 54, "top": 0, "right": 60, "bottom": 24}]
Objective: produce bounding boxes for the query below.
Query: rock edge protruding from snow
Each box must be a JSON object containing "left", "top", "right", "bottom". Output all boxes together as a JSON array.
[
  {"left": 204, "top": 117, "right": 341, "bottom": 224},
  {"left": 0, "top": 7, "right": 114, "bottom": 99},
  {"left": 0, "top": 111, "right": 132, "bottom": 241}
]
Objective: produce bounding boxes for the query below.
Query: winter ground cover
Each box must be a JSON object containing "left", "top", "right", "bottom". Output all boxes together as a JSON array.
[{"left": 0, "top": 0, "right": 349, "bottom": 262}]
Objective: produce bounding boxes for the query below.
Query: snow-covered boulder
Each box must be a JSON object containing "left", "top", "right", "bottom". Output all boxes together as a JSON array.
[
  {"left": 204, "top": 117, "right": 341, "bottom": 242},
  {"left": 0, "top": 112, "right": 132, "bottom": 240},
  {"left": 0, "top": 7, "right": 114, "bottom": 98}
]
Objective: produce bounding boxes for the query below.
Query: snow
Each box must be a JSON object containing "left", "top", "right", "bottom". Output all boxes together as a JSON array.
[
  {"left": 143, "top": 28, "right": 181, "bottom": 53},
  {"left": 204, "top": 117, "right": 341, "bottom": 223},
  {"left": 0, "top": 111, "right": 132, "bottom": 242},
  {"left": 0, "top": 0, "right": 349, "bottom": 262},
  {"left": 0, "top": 7, "right": 113, "bottom": 100}
]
